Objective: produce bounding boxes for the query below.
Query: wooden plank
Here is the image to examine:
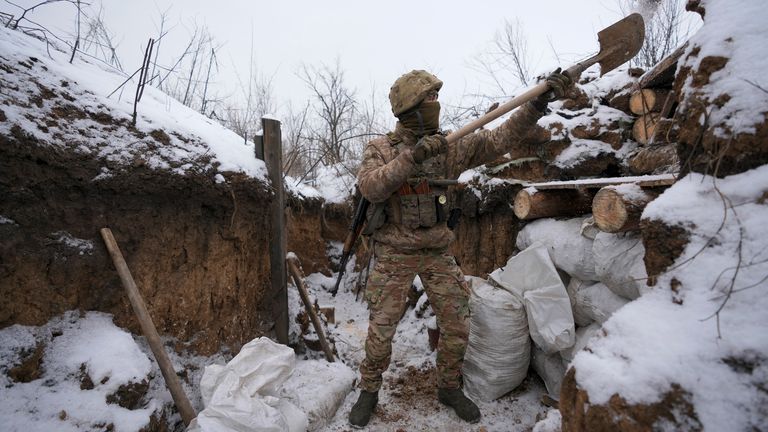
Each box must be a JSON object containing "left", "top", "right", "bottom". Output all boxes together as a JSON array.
[
  {"left": 525, "top": 174, "right": 677, "bottom": 190},
  {"left": 263, "top": 117, "right": 288, "bottom": 345},
  {"left": 287, "top": 255, "right": 335, "bottom": 362},
  {"left": 100, "top": 228, "right": 196, "bottom": 426}
]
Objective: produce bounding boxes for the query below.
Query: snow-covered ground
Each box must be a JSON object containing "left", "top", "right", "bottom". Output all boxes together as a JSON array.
[
  {"left": 0, "top": 25, "right": 267, "bottom": 183},
  {"left": 0, "top": 263, "right": 554, "bottom": 431}
]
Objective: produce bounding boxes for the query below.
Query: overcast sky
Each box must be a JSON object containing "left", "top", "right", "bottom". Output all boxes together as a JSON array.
[{"left": 8, "top": 0, "right": 694, "bottom": 115}]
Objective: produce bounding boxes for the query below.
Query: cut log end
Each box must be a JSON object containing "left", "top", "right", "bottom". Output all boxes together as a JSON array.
[
  {"left": 593, "top": 186, "right": 658, "bottom": 233},
  {"left": 514, "top": 189, "right": 533, "bottom": 219},
  {"left": 630, "top": 89, "right": 671, "bottom": 115},
  {"left": 593, "top": 189, "right": 630, "bottom": 232}
]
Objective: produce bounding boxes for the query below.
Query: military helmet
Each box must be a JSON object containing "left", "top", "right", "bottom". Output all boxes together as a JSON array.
[{"left": 388, "top": 70, "right": 443, "bottom": 117}]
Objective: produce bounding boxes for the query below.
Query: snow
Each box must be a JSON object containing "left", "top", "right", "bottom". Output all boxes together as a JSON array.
[
  {"left": 0, "top": 312, "right": 157, "bottom": 431},
  {"left": 572, "top": 164, "right": 768, "bottom": 431},
  {"left": 526, "top": 173, "right": 676, "bottom": 189},
  {"left": 679, "top": 0, "right": 768, "bottom": 136},
  {"left": 0, "top": 215, "right": 17, "bottom": 224},
  {"left": 52, "top": 231, "right": 95, "bottom": 255},
  {"left": 0, "top": 25, "right": 267, "bottom": 182}
]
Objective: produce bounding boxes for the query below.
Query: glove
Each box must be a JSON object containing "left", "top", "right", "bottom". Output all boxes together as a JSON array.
[
  {"left": 412, "top": 134, "right": 448, "bottom": 164},
  {"left": 532, "top": 67, "right": 573, "bottom": 110}
]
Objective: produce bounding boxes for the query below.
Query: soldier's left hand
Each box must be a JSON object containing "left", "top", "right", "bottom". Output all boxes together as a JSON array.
[{"left": 543, "top": 67, "right": 573, "bottom": 100}]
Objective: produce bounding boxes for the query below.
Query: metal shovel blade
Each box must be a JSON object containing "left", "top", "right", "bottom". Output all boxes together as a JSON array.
[{"left": 597, "top": 12, "right": 645, "bottom": 75}]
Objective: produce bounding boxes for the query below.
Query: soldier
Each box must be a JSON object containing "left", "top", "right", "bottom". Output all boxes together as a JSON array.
[{"left": 349, "top": 69, "right": 572, "bottom": 427}]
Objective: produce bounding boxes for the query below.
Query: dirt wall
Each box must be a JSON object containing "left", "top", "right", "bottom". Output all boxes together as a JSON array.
[{"left": 0, "top": 131, "right": 274, "bottom": 356}]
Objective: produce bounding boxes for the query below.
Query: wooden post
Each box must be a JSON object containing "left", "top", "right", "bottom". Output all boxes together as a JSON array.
[
  {"left": 592, "top": 185, "right": 660, "bottom": 232},
  {"left": 263, "top": 117, "right": 288, "bottom": 345},
  {"left": 286, "top": 255, "right": 335, "bottom": 362},
  {"left": 99, "top": 228, "right": 196, "bottom": 426}
]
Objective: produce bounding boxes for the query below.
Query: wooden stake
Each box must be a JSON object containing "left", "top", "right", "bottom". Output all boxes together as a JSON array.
[
  {"left": 592, "top": 186, "right": 659, "bottom": 232},
  {"left": 100, "top": 228, "right": 196, "bottom": 426},
  {"left": 514, "top": 188, "right": 595, "bottom": 220},
  {"left": 263, "top": 117, "right": 288, "bottom": 345},
  {"left": 286, "top": 255, "right": 335, "bottom": 362}
]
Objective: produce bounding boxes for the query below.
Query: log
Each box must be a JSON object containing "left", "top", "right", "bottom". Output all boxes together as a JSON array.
[
  {"left": 592, "top": 185, "right": 660, "bottom": 232},
  {"left": 628, "top": 143, "right": 680, "bottom": 175},
  {"left": 286, "top": 254, "right": 335, "bottom": 362},
  {"left": 514, "top": 188, "right": 595, "bottom": 220},
  {"left": 636, "top": 42, "right": 689, "bottom": 90},
  {"left": 100, "top": 228, "right": 196, "bottom": 426},
  {"left": 632, "top": 112, "right": 661, "bottom": 145},
  {"left": 629, "top": 89, "right": 671, "bottom": 115}
]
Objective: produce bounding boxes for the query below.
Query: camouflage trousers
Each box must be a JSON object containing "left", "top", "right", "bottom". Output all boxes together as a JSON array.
[{"left": 359, "top": 243, "right": 470, "bottom": 392}]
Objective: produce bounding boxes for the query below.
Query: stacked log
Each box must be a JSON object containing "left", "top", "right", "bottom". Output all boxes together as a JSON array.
[
  {"left": 514, "top": 188, "right": 595, "bottom": 220},
  {"left": 512, "top": 175, "right": 676, "bottom": 231},
  {"left": 592, "top": 184, "right": 661, "bottom": 233},
  {"left": 629, "top": 43, "right": 687, "bottom": 147}
]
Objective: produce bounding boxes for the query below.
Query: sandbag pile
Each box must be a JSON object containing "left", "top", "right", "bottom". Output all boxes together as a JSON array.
[{"left": 513, "top": 217, "right": 647, "bottom": 398}]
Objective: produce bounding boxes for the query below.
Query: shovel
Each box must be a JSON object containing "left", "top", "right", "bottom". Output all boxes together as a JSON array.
[{"left": 446, "top": 13, "right": 645, "bottom": 144}]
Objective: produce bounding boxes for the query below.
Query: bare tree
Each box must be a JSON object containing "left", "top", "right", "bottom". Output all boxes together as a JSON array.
[
  {"left": 80, "top": 5, "right": 122, "bottom": 70},
  {"left": 282, "top": 101, "right": 311, "bottom": 178},
  {"left": 470, "top": 18, "right": 533, "bottom": 98},
  {"left": 299, "top": 59, "right": 359, "bottom": 165},
  {"left": 619, "top": 0, "right": 694, "bottom": 68}
]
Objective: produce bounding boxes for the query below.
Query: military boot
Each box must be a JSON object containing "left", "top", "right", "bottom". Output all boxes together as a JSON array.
[
  {"left": 438, "top": 387, "right": 481, "bottom": 423},
  {"left": 349, "top": 390, "right": 378, "bottom": 428}
]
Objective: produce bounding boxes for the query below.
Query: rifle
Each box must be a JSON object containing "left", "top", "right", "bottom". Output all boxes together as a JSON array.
[{"left": 330, "top": 193, "right": 370, "bottom": 296}]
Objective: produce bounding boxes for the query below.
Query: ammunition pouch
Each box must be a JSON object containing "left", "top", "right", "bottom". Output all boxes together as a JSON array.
[{"left": 398, "top": 179, "right": 449, "bottom": 229}]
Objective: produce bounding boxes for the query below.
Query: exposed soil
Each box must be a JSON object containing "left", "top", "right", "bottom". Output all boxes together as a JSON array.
[
  {"left": 560, "top": 367, "right": 703, "bottom": 432},
  {"left": 451, "top": 182, "right": 523, "bottom": 277},
  {"left": 0, "top": 127, "right": 274, "bottom": 356},
  {"left": 674, "top": 51, "right": 768, "bottom": 178},
  {"left": 640, "top": 219, "right": 691, "bottom": 282}
]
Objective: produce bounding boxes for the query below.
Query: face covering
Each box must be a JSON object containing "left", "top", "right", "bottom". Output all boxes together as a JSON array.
[{"left": 399, "top": 101, "right": 440, "bottom": 136}]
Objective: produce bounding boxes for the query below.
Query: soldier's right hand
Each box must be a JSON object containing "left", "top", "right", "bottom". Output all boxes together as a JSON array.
[{"left": 412, "top": 134, "right": 448, "bottom": 164}]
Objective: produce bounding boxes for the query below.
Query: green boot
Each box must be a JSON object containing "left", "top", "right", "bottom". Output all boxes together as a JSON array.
[
  {"left": 349, "top": 390, "right": 378, "bottom": 428},
  {"left": 438, "top": 387, "right": 481, "bottom": 423}
]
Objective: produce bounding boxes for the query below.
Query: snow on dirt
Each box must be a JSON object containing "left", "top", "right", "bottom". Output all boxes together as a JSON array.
[
  {"left": 0, "top": 25, "right": 267, "bottom": 182},
  {"left": 678, "top": 0, "right": 768, "bottom": 136},
  {"left": 572, "top": 165, "right": 768, "bottom": 431},
  {"left": 0, "top": 261, "right": 553, "bottom": 431}
]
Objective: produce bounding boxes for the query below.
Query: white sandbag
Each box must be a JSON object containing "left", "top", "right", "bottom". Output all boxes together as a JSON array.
[
  {"left": 516, "top": 217, "right": 598, "bottom": 281},
  {"left": 188, "top": 337, "right": 309, "bottom": 432},
  {"left": 560, "top": 323, "right": 602, "bottom": 364},
  {"left": 531, "top": 344, "right": 567, "bottom": 398},
  {"left": 462, "top": 276, "right": 530, "bottom": 402},
  {"left": 593, "top": 231, "right": 648, "bottom": 300},
  {"left": 489, "top": 243, "right": 575, "bottom": 354},
  {"left": 281, "top": 360, "right": 356, "bottom": 431},
  {"left": 573, "top": 281, "right": 629, "bottom": 325},
  {"left": 565, "top": 278, "right": 594, "bottom": 327}
]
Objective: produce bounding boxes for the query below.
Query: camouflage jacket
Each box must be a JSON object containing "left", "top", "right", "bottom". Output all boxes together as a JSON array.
[{"left": 357, "top": 101, "right": 544, "bottom": 251}]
